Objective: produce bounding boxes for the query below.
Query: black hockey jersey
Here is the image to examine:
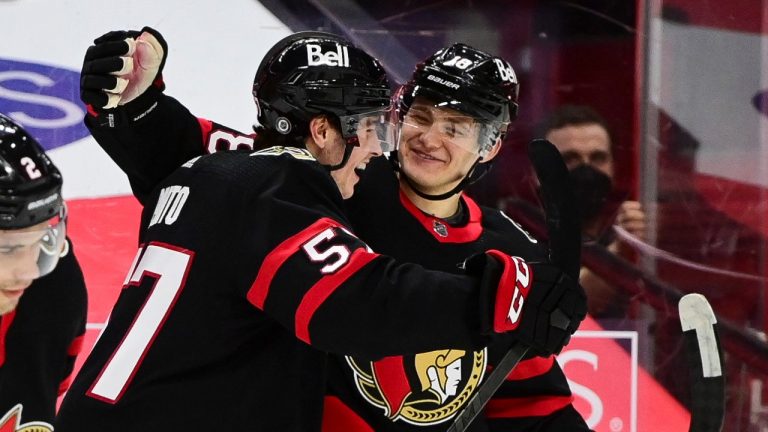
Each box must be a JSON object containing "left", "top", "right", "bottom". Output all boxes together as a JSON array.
[
  {"left": 55, "top": 149, "right": 504, "bottom": 431},
  {"left": 0, "top": 239, "right": 87, "bottom": 430},
  {"left": 320, "top": 157, "right": 589, "bottom": 432}
]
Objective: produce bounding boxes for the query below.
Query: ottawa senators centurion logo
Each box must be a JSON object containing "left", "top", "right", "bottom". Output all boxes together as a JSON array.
[
  {"left": 346, "top": 348, "right": 486, "bottom": 425},
  {"left": 0, "top": 405, "right": 53, "bottom": 432}
]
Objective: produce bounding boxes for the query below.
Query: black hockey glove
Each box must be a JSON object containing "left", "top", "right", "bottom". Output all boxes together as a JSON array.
[
  {"left": 80, "top": 27, "right": 167, "bottom": 127},
  {"left": 466, "top": 249, "right": 587, "bottom": 356}
]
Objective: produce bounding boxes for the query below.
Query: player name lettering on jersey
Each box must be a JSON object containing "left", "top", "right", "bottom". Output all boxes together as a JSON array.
[
  {"left": 306, "top": 43, "right": 350, "bottom": 67},
  {"left": 149, "top": 185, "right": 189, "bottom": 228}
]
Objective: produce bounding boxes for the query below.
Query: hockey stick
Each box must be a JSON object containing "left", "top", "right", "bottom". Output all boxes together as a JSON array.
[
  {"left": 679, "top": 293, "right": 725, "bottom": 432},
  {"left": 446, "top": 139, "right": 581, "bottom": 432}
]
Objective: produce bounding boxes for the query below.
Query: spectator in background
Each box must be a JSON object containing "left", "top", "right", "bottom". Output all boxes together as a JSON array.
[
  {"left": 538, "top": 104, "right": 764, "bottom": 327},
  {"left": 539, "top": 104, "right": 645, "bottom": 318},
  {"left": 539, "top": 105, "right": 765, "bottom": 419}
]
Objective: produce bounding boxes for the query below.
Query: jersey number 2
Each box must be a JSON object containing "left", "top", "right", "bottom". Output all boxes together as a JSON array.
[{"left": 87, "top": 243, "right": 193, "bottom": 403}]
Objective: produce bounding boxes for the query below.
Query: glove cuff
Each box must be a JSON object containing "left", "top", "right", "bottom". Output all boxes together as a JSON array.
[
  {"left": 486, "top": 250, "right": 533, "bottom": 333},
  {"left": 86, "top": 85, "right": 163, "bottom": 128}
]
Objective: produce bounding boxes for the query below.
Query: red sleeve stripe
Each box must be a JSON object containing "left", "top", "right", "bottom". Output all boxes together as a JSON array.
[
  {"left": 321, "top": 396, "right": 376, "bottom": 432},
  {"left": 67, "top": 334, "right": 85, "bottom": 356},
  {"left": 247, "top": 218, "right": 345, "bottom": 309},
  {"left": 0, "top": 310, "right": 16, "bottom": 367},
  {"left": 505, "top": 355, "right": 555, "bottom": 381},
  {"left": 197, "top": 118, "right": 214, "bottom": 151},
  {"left": 86, "top": 104, "right": 99, "bottom": 118},
  {"left": 484, "top": 395, "right": 574, "bottom": 418},
  {"left": 59, "top": 334, "right": 85, "bottom": 394},
  {"left": 59, "top": 373, "right": 75, "bottom": 396},
  {"left": 295, "top": 248, "right": 378, "bottom": 344}
]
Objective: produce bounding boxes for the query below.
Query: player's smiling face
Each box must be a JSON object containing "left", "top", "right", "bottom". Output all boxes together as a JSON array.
[
  {"left": 398, "top": 98, "right": 483, "bottom": 196},
  {"left": 328, "top": 118, "right": 384, "bottom": 199},
  {"left": 0, "top": 222, "right": 47, "bottom": 315}
]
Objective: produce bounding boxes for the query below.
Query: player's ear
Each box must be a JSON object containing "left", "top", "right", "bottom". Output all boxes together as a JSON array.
[
  {"left": 480, "top": 138, "right": 502, "bottom": 163},
  {"left": 308, "top": 116, "right": 330, "bottom": 149}
]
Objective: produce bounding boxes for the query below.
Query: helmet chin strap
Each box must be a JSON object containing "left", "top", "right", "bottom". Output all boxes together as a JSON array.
[
  {"left": 390, "top": 151, "right": 491, "bottom": 201},
  {"left": 326, "top": 141, "right": 356, "bottom": 171}
]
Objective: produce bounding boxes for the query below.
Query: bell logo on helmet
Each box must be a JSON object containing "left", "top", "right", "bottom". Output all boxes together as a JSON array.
[
  {"left": 306, "top": 43, "right": 350, "bottom": 67},
  {"left": 493, "top": 58, "right": 517, "bottom": 83}
]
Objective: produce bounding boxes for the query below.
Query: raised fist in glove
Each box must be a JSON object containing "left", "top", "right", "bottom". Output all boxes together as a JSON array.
[
  {"left": 80, "top": 27, "right": 167, "bottom": 113},
  {"left": 467, "top": 250, "right": 587, "bottom": 356}
]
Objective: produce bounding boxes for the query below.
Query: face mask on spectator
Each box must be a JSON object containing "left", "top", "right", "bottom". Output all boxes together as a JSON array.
[{"left": 568, "top": 164, "right": 613, "bottom": 227}]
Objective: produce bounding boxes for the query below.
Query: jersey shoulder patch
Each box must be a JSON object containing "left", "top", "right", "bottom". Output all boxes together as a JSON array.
[{"left": 251, "top": 146, "right": 316, "bottom": 161}]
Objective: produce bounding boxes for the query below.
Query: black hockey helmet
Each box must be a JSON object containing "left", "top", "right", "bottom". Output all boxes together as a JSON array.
[
  {"left": 396, "top": 43, "right": 519, "bottom": 156},
  {"left": 0, "top": 113, "right": 67, "bottom": 278},
  {"left": 0, "top": 113, "right": 63, "bottom": 229},
  {"left": 392, "top": 44, "right": 520, "bottom": 200},
  {"left": 252, "top": 31, "right": 393, "bottom": 168}
]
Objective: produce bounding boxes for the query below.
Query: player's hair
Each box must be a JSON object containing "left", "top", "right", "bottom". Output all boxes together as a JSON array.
[{"left": 537, "top": 105, "right": 615, "bottom": 152}]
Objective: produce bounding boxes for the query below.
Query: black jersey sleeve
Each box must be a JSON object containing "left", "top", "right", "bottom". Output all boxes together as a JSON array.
[
  {"left": 85, "top": 93, "right": 204, "bottom": 204},
  {"left": 85, "top": 92, "right": 252, "bottom": 205},
  {"left": 231, "top": 153, "right": 491, "bottom": 360}
]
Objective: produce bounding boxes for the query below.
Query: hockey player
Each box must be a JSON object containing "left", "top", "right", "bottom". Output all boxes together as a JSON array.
[
  {"left": 57, "top": 30, "right": 586, "bottom": 431},
  {"left": 0, "top": 114, "right": 87, "bottom": 430},
  {"left": 322, "top": 45, "right": 592, "bottom": 431}
]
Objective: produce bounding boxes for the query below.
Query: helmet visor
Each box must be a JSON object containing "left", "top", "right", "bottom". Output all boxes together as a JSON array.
[
  {"left": 339, "top": 108, "right": 397, "bottom": 153},
  {"left": 0, "top": 204, "right": 67, "bottom": 280},
  {"left": 397, "top": 94, "right": 507, "bottom": 157}
]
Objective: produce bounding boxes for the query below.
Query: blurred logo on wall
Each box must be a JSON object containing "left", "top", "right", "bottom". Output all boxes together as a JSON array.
[
  {"left": 559, "top": 321, "right": 690, "bottom": 431},
  {"left": 0, "top": 58, "right": 88, "bottom": 150}
]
